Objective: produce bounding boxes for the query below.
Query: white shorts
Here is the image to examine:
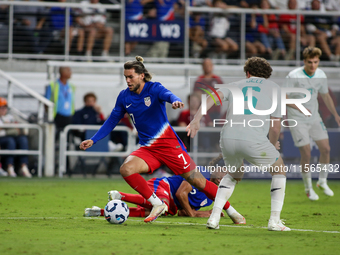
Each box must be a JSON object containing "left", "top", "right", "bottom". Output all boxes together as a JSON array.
[
  {"left": 288, "top": 118, "right": 328, "bottom": 147},
  {"left": 220, "top": 138, "right": 280, "bottom": 169}
]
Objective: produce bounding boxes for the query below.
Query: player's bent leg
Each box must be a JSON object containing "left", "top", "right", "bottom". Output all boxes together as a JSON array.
[
  {"left": 315, "top": 139, "right": 334, "bottom": 197},
  {"left": 120, "top": 155, "right": 167, "bottom": 222},
  {"left": 120, "top": 155, "right": 150, "bottom": 177},
  {"left": 298, "top": 145, "right": 319, "bottom": 200},
  {"left": 207, "top": 173, "right": 239, "bottom": 229},
  {"left": 268, "top": 156, "right": 291, "bottom": 231}
]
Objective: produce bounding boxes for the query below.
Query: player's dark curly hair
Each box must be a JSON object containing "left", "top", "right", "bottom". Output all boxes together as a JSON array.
[
  {"left": 243, "top": 57, "right": 272, "bottom": 79},
  {"left": 302, "top": 46, "right": 322, "bottom": 60},
  {"left": 124, "top": 56, "right": 152, "bottom": 82}
]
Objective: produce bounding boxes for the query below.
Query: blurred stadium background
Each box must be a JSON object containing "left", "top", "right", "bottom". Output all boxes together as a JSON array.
[{"left": 0, "top": 0, "right": 339, "bottom": 178}]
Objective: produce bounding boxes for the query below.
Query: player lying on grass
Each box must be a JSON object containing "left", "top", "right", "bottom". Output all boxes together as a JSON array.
[
  {"left": 84, "top": 175, "right": 246, "bottom": 223},
  {"left": 80, "top": 56, "right": 246, "bottom": 223}
]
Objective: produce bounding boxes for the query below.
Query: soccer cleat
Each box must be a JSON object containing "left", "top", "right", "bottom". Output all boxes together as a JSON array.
[
  {"left": 7, "top": 166, "right": 17, "bottom": 177},
  {"left": 268, "top": 219, "right": 291, "bottom": 231},
  {"left": 108, "top": 190, "right": 122, "bottom": 201},
  {"left": 229, "top": 212, "right": 246, "bottom": 224},
  {"left": 144, "top": 203, "right": 168, "bottom": 223},
  {"left": 206, "top": 216, "right": 220, "bottom": 230},
  {"left": 306, "top": 189, "right": 319, "bottom": 201},
  {"left": 20, "top": 165, "right": 32, "bottom": 178},
  {"left": 84, "top": 206, "right": 101, "bottom": 217},
  {"left": 316, "top": 181, "right": 334, "bottom": 197},
  {"left": 0, "top": 167, "right": 8, "bottom": 177}
]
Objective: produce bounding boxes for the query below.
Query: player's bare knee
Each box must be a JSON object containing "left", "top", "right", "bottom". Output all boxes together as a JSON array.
[
  {"left": 120, "top": 163, "right": 135, "bottom": 177},
  {"left": 319, "top": 145, "right": 330, "bottom": 156}
]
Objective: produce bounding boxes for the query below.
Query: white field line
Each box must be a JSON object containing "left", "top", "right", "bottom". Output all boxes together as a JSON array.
[{"left": 0, "top": 217, "right": 339, "bottom": 234}]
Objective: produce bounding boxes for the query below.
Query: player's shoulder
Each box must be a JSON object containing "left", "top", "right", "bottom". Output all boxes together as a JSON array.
[
  {"left": 287, "top": 66, "right": 304, "bottom": 78},
  {"left": 314, "top": 68, "right": 327, "bottom": 78}
]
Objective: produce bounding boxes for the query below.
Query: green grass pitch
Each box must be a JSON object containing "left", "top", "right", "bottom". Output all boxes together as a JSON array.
[{"left": 0, "top": 177, "right": 339, "bottom": 255}]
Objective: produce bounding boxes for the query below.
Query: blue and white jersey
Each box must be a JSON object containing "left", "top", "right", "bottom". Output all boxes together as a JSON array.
[
  {"left": 91, "top": 81, "right": 183, "bottom": 147},
  {"left": 167, "top": 175, "right": 213, "bottom": 211}
]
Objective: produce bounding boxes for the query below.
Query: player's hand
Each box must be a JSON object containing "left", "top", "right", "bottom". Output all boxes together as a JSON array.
[
  {"left": 172, "top": 101, "right": 184, "bottom": 109},
  {"left": 275, "top": 141, "right": 280, "bottom": 150},
  {"left": 79, "top": 139, "right": 93, "bottom": 150},
  {"left": 335, "top": 115, "right": 340, "bottom": 127},
  {"left": 186, "top": 120, "right": 200, "bottom": 138}
]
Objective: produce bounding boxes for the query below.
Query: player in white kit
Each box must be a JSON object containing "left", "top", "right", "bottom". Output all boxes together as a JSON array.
[
  {"left": 284, "top": 47, "right": 340, "bottom": 201},
  {"left": 187, "top": 57, "right": 290, "bottom": 231}
]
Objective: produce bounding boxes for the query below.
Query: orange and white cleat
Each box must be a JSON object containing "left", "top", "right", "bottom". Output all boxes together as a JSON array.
[
  {"left": 144, "top": 203, "right": 168, "bottom": 223},
  {"left": 229, "top": 212, "right": 246, "bottom": 224}
]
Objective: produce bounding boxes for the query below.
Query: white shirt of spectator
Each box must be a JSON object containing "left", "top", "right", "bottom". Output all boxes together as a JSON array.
[
  {"left": 0, "top": 114, "right": 15, "bottom": 137},
  {"left": 210, "top": 16, "right": 230, "bottom": 39},
  {"left": 80, "top": 0, "right": 106, "bottom": 26}
]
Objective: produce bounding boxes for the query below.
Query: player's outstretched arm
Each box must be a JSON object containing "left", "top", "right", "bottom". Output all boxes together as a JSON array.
[
  {"left": 79, "top": 139, "right": 94, "bottom": 150},
  {"left": 186, "top": 90, "right": 224, "bottom": 138},
  {"left": 175, "top": 181, "right": 199, "bottom": 217}
]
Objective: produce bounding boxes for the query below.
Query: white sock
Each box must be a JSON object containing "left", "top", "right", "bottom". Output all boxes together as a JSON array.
[
  {"left": 226, "top": 205, "right": 237, "bottom": 217},
  {"left": 301, "top": 171, "right": 312, "bottom": 191},
  {"left": 212, "top": 174, "right": 237, "bottom": 217},
  {"left": 318, "top": 163, "right": 328, "bottom": 184},
  {"left": 270, "top": 174, "right": 286, "bottom": 222},
  {"left": 147, "top": 193, "right": 163, "bottom": 206}
]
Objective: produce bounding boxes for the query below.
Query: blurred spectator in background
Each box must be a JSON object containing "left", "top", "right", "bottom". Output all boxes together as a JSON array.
[
  {"left": 193, "top": 58, "right": 222, "bottom": 120},
  {"left": 305, "top": 0, "right": 340, "bottom": 61},
  {"left": 75, "top": 0, "right": 113, "bottom": 61},
  {"left": 209, "top": 0, "right": 239, "bottom": 59},
  {"left": 73, "top": 92, "right": 105, "bottom": 126},
  {"left": 0, "top": 97, "right": 32, "bottom": 178},
  {"left": 146, "top": 0, "right": 176, "bottom": 58},
  {"left": 13, "top": 0, "right": 52, "bottom": 54},
  {"left": 45, "top": 66, "right": 75, "bottom": 137},
  {"left": 239, "top": 0, "right": 261, "bottom": 8},
  {"left": 49, "top": 0, "right": 85, "bottom": 55},
  {"left": 258, "top": 0, "right": 286, "bottom": 60},
  {"left": 125, "top": 0, "right": 150, "bottom": 56},
  {"left": 324, "top": 0, "right": 340, "bottom": 11},
  {"left": 268, "top": 0, "right": 288, "bottom": 9},
  {"left": 245, "top": 6, "right": 266, "bottom": 57},
  {"left": 190, "top": 12, "right": 208, "bottom": 58},
  {"left": 279, "top": 0, "right": 316, "bottom": 60}
]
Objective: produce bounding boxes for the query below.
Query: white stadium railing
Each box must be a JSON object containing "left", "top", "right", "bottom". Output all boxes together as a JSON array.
[
  {"left": 0, "top": 68, "right": 56, "bottom": 176},
  {"left": 0, "top": 123, "right": 43, "bottom": 177},
  {"left": 58, "top": 124, "right": 136, "bottom": 177}
]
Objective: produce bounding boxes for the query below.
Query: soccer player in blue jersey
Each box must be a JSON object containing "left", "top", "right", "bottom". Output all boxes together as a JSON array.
[
  {"left": 80, "top": 56, "right": 240, "bottom": 223},
  {"left": 84, "top": 175, "right": 245, "bottom": 224}
]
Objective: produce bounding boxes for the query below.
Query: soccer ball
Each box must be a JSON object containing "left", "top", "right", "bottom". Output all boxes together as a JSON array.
[{"left": 104, "top": 200, "right": 129, "bottom": 224}]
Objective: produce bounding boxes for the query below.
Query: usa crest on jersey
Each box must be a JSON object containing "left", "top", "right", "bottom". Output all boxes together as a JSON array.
[{"left": 144, "top": 96, "right": 151, "bottom": 107}]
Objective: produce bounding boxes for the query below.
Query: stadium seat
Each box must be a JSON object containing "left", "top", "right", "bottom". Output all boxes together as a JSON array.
[{"left": 73, "top": 130, "right": 110, "bottom": 177}]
